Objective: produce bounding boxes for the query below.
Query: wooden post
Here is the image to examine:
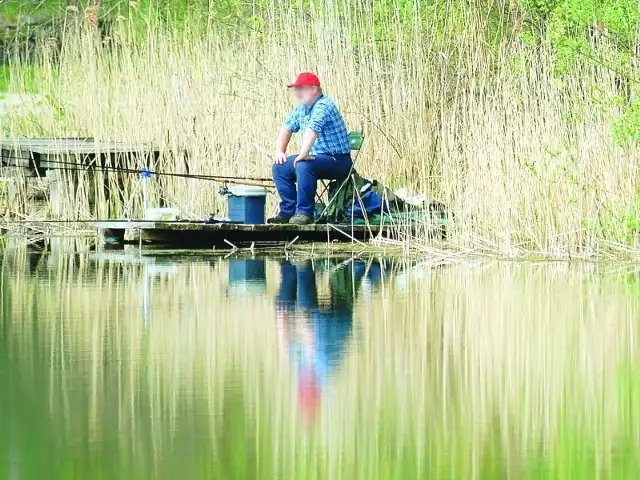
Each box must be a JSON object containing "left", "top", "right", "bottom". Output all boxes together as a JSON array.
[
  {"left": 5, "top": 168, "right": 28, "bottom": 215},
  {"left": 46, "top": 169, "right": 62, "bottom": 217}
]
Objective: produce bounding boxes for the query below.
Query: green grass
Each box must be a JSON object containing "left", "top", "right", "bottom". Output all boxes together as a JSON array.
[
  {"left": 0, "top": 0, "right": 64, "bottom": 22},
  {"left": 0, "top": 64, "right": 29, "bottom": 92}
]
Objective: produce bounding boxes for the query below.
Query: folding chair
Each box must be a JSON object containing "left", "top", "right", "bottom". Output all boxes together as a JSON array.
[
  {"left": 317, "top": 130, "right": 365, "bottom": 201},
  {"left": 348, "top": 130, "right": 365, "bottom": 159}
]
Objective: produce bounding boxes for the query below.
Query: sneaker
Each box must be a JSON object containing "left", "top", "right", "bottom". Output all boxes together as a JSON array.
[
  {"left": 289, "top": 214, "right": 313, "bottom": 225},
  {"left": 267, "top": 215, "right": 291, "bottom": 224}
]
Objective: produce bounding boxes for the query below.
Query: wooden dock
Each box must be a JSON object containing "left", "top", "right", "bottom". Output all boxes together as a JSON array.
[
  {"left": 1, "top": 137, "right": 158, "bottom": 170},
  {"left": 0, "top": 137, "right": 161, "bottom": 217},
  {"left": 97, "top": 221, "right": 384, "bottom": 247}
]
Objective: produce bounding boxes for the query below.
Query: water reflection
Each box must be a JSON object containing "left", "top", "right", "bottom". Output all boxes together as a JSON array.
[
  {"left": 2, "top": 248, "right": 640, "bottom": 479},
  {"left": 229, "top": 258, "right": 267, "bottom": 292},
  {"left": 275, "top": 259, "right": 383, "bottom": 420}
]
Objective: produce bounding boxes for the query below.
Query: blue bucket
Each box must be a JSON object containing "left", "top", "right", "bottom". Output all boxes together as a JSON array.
[{"left": 227, "top": 185, "right": 267, "bottom": 224}]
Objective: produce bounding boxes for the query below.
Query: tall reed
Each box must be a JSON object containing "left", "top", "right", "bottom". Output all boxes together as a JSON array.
[{"left": 3, "top": 1, "right": 639, "bottom": 257}]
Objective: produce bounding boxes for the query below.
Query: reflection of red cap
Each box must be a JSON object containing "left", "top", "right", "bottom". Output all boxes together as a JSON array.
[
  {"left": 299, "top": 372, "right": 321, "bottom": 422},
  {"left": 288, "top": 72, "right": 321, "bottom": 89}
]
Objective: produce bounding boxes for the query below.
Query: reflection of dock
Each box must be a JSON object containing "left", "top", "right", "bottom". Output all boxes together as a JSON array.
[{"left": 96, "top": 221, "right": 384, "bottom": 247}]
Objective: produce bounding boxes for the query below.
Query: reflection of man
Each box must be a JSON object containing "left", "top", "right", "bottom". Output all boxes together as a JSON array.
[{"left": 275, "top": 259, "right": 382, "bottom": 421}]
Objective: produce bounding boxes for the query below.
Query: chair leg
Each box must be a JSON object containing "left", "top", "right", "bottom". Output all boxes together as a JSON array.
[
  {"left": 317, "top": 180, "right": 330, "bottom": 201},
  {"left": 316, "top": 151, "right": 360, "bottom": 202}
]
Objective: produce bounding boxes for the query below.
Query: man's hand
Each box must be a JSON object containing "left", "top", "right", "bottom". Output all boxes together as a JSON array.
[
  {"left": 293, "top": 155, "right": 314, "bottom": 167},
  {"left": 274, "top": 151, "right": 288, "bottom": 165},
  {"left": 295, "top": 130, "right": 318, "bottom": 167}
]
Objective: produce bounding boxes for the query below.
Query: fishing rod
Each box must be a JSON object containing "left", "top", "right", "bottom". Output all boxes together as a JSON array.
[
  {"left": 1, "top": 154, "right": 276, "bottom": 187},
  {"left": 42, "top": 160, "right": 275, "bottom": 186},
  {"left": 0, "top": 219, "right": 183, "bottom": 226},
  {"left": 1, "top": 219, "right": 148, "bottom": 223}
]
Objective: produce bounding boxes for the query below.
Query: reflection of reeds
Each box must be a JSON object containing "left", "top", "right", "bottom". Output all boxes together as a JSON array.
[{"left": 2, "top": 250, "right": 640, "bottom": 477}]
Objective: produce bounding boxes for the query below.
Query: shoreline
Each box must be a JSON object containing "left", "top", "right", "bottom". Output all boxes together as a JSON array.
[{"left": 2, "top": 229, "right": 640, "bottom": 262}]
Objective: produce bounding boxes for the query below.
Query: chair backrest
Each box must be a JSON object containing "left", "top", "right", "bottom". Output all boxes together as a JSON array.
[{"left": 348, "top": 131, "right": 364, "bottom": 151}]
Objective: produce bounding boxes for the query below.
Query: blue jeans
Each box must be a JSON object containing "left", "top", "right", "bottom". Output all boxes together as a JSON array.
[
  {"left": 272, "top": 153, "right": 353, "bottom": 218},
  {"left": 276, "top": 260, "right": 317, "bottom": 310}
]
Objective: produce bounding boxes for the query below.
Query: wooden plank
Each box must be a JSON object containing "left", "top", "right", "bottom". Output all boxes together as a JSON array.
[
  {"left": 0, "top": 138, "right": 158, "bottom": 155},
  {"left": 34, "top": 144, "right": 155, "bottom": 155},
  {"left": 96, "top": 221, "right": 156, "bottom": 229},
  {"left": 92, "top": 221, "right": 380, "bottom": 233},
  {"left": 92, "top": 221, "right": 382, "bottom": 247}
]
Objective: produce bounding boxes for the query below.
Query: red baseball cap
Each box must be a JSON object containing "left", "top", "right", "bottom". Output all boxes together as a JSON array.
[{"left": 288, "top": 72, "right": 321, "bottom": 89}]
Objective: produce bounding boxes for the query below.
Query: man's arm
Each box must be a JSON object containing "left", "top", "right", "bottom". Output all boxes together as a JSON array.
[
  {"left": 294, "top": 102, "right": 329, "bottom": 166},
  {"left": 274, "top": 126, "right": 293, "bottom": 164},
  {"left": 275, "top": 108, "right": 301, "bottom": 164},
  {"left": 294, "top": 130, "right": 318, "bottom": 166}
]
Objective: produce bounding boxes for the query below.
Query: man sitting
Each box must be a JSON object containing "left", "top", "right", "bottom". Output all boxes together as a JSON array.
[{"left": 270, "top": 72, "right": 353, "bottom": 225}]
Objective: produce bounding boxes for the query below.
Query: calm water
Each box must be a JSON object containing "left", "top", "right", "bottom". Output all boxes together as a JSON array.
[{"left": 1, "top": 247, "right": 640, "bottom": 479}]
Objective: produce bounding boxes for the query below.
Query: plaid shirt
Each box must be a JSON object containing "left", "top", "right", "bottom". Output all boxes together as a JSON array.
[{"left": 283, "top": 95, "right": 350, "bottom": 156}]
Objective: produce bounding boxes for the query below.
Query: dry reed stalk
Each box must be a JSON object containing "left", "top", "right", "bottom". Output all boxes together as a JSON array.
[{"left": 1, "top": 2, "right": 638, "bottom": 258}]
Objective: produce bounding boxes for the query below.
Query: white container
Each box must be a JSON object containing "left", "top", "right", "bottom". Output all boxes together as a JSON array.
[
  {"left": 228, "top": 185, "right": 268, "bottom": 197},
  {"left": 145, "top": 207, "right": 180, "bottom": 221}
]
